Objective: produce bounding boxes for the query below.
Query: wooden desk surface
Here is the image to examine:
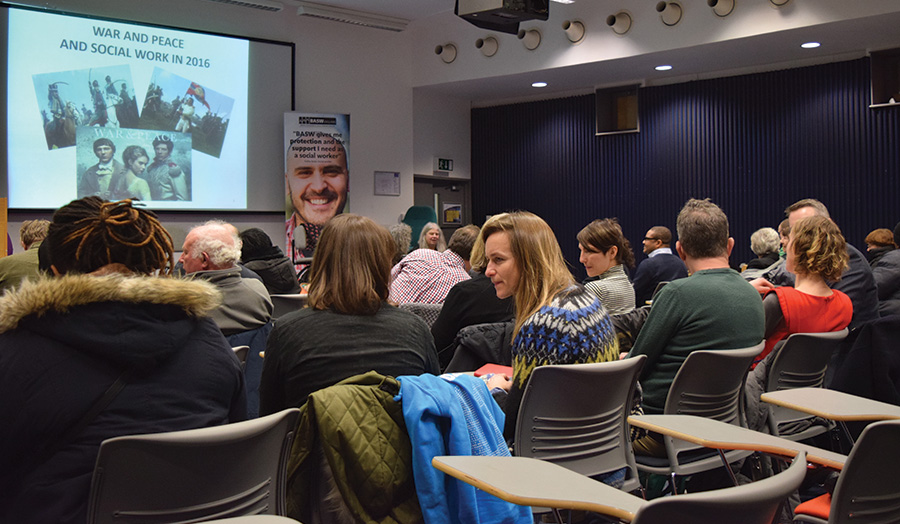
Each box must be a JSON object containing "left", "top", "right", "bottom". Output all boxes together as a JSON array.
[
  {"left": 760, "top": 388, "right": 900, "bottom": 422},
  {"left": 432, "top": 456, "right": 646, "bottom": 521},
  {"left": 628, "top": 415, "right": 846, "bottom": 470}
]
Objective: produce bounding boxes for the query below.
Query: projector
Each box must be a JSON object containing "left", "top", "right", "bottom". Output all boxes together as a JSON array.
[{"left": 455, "top": 0, "right": 549, "bottom": 35}]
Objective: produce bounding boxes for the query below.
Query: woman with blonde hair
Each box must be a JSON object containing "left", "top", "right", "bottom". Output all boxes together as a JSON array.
[
  {"left": 418, "top": 222, "right": 447, "bottom": 251},
  {"left": 260, "top": 214, "right": 439, "bottom": 413},
  {"left": 577, "top": 218, "right": 636, "bottom": 314},
  {"left": 482, "top": 212, "right": 619, "bottom": 436}
]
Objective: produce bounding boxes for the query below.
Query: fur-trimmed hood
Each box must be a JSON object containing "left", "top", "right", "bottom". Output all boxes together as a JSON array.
[
  {"left": 0, "top": 274, "right": 223, "bottom": 371},
  {"left": 0, "top": 274, "right": 222, "bottom": 334}
]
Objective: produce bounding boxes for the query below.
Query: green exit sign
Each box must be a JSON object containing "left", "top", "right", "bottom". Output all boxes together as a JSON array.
[{"left": 436, "top": 158, "right": 453, "bottom": 171}]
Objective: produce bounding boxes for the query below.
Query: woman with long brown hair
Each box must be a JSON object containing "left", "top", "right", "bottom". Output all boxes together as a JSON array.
[
  {"left": 482, "top": 211, "right": 619, "bottom": 436},
  {"left": 259, "top": 214, "right": 440, "bottom": 413}
]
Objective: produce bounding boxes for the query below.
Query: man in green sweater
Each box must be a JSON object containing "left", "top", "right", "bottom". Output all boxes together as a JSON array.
[
  {"left": 0, "top": 220, "right": 50, "bottom": 294},
  {"left": 629, "top": 198, "right": 764, "bottom": 456}
]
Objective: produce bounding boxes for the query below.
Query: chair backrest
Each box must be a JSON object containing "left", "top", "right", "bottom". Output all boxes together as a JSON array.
[
  {"left": 514, "top": 356, "right": 646, "bottom": 492},
  {"left": 765, "top": 329, "right": 848, "bottom": 436},
  {"left": 767, "top": 330, "right": 848, "bottom": 391},
  {"left": 270, "top": 293, "right": 308, "bottom": 319},
  {"left": 401, "top": 206, "right": 438, "bottom": 251},
  {"left": 233, "top": 345, "right": 250, "bottom": 367},
  {"left": 399, "top": 302, "right": 443, "bottom": 328},
  {"left": 86, "top": 408, "right": 301, "bottom": 524},
  {"left": 830, "top": 420, "right": 900, "bottom": 523},
  {"left": 632, "top": 450, "right": 807, "bottom": 524},
  {"left": 663, "top": 343, "right": 763, "bottom": 460}
]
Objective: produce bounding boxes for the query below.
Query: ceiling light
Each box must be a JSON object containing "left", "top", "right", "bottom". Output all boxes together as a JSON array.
[
  {"left": 655, "top": 65, "right": 673, "bottom": 71},
  {"left": 550, "top": 0, "right": 574, "bottom": 3},
  {"left": 532, "top": 81, "right": 548, "bottom": 88},
  {"left": 562, "top": 20, "right": 585, "bottom": 44},
  {"left": 435, "top": 43, "right": 457, "bottom": 64},
  {"left": 801, "top": 42, "right": 821, "bottom": 49}
]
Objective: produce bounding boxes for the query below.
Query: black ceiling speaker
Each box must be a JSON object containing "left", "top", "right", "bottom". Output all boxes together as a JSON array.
[{"left": 455, "top": 0, "right": 549, "bottom": 35}]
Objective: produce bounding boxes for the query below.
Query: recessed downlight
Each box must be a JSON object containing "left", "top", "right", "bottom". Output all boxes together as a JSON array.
[
  {"left": 801, "top": 41, "right": 821, "bottom": 49},
  {"left": 655, "top": 64, "right": 673, "bottom": 71},
  {"left": 532, "top": 81, "right": 548, "bottom": 88}
]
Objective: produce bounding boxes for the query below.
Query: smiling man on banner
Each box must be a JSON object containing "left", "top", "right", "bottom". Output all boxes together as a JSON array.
[{"left": 285, "top": 133, "right": 349, "bottom": 270}]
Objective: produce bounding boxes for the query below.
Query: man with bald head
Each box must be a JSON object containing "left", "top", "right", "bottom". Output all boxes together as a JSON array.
[
  {"left": 181, "top": 220, "right": 273, "bottom": 335},
  {"left": 631, "top": 225, "right": 688, "bottom": 305},
  {"left": 751, "top": 198, "right": 878, "bottom": 329}
]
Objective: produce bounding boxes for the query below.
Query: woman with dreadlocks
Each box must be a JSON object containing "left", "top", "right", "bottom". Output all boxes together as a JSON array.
[{"left": 0, "top": 197, "right": 247, "bottom": 524}]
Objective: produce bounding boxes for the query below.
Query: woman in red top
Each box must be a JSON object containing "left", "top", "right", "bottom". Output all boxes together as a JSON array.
[
  {"left": 756, "top": 215, "right": 853, "bottom": 366},
  {"left": 746, "top": 215, "right": 853, "bottom": 430}
]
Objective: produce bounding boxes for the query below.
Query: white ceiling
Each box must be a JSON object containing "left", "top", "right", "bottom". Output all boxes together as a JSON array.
[{"left": 290, "top": 0, "right": 900, "bottom": 105}]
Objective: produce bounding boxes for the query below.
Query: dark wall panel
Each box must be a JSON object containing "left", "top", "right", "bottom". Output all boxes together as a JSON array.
[{"left": 472, "top": 58, "right": 900, "bottom": 279}]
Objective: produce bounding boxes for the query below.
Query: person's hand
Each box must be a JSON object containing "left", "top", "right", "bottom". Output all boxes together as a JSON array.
[
  {"left": 749, "top": 277, "right": 776, "bottom": 295},
  {"left": 486, "top": 373, "right": 512, "bottom": 392}
]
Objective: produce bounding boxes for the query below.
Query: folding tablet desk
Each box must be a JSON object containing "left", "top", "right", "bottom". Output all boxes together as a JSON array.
[
  {"left": 431, "top": 455, "right": 647, "bottom": 522},
  {"left": 627, "top": 414, "right": 846, "bottom": 470}
]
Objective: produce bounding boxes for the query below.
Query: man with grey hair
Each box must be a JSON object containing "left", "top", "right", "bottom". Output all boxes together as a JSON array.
[
  {"left": 0, "top": 219, "right": 51, "bottom": 293},
  {"left": 181, "top": 220, "right": 273, "bottom": 335},
  {"left": 750, "top": 198, "right": 878, "bottom": 328},
  {"left": 628, "top": 198, "right": 764, "bottom": 456}
]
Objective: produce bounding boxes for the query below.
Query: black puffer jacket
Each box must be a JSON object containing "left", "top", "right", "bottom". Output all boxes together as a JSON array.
[
  {"left": 0, "top": 274, "right": 247, "bottom": 524},
  {"left": 243, "top": 245, "right": 301, "bottom": 294}
]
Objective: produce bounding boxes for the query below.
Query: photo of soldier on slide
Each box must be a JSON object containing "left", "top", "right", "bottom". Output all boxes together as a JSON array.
[
  {"left": 32, "top": 65, "right": 140, "bottom": 150},
  {"left": 138, "top": 67, "right": 234, "bottom": 158}
]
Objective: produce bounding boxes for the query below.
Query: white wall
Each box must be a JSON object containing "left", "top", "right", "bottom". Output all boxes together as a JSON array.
[
  {"left": 6, "top": 0, "right": 449, "bottom": 249},
  {"left": 413, "top": 88, "right": 471, "bottom": 180}
]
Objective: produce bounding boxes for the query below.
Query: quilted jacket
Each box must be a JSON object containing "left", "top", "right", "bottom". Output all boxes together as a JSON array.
[{"left": 287, "top": 371, "right": 423, "bottom": 524}]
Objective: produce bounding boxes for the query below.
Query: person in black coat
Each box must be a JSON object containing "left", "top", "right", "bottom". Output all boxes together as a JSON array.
[
  {"left": 239, "top": 227, "right": 301, "bottom": 294},
  {"left": 0, "top": 198, "right": 246, "bottom": 524}
]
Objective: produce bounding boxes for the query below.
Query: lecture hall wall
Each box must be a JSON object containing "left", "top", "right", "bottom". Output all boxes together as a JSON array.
[
  {"left": 471, "top": 58, "right": 900, "bottom": 277},
  {"left": 6, "top": 0, "right": 472, "bottom": 251}
]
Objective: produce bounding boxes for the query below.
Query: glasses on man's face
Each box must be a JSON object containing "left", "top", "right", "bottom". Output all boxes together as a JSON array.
[{"left": 644, "top": 237, "right": 659, "bottom": 242}]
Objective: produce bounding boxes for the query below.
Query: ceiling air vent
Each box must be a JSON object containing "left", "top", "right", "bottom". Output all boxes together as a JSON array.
[
  {"left": 203, "top": 0, "right": 284, "bottom": 12},
  {"left": 296, "top": 1, "right": 409, "bottom": 32}
]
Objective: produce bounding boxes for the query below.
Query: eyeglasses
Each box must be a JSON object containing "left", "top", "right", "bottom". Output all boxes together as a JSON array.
[{"left": 643, "top": 237, "right": 660, "bottom": 242}]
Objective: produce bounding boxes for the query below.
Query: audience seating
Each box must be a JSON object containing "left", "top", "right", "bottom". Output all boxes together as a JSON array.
[
  {"left": 764, "top": 330, "right": 848, "bottom": 441},
  {"left": 233, "top": 345, "right": 250, "bottom": 368},
  {"left": 228, "top": 320, "right": 275, "bottom": 418},
  {"left": 399, "top": 302, "right": 442, "bottom": 328},
  {"left": 202, "top": 518, "right": 301, "bottom": 523},
  {"left": 635, "top": 343, "right": 763, "bottom": 494},
  {"left": 270, "top": 294, "right": 307, "bottom": 319},
  {"left": 443, "top": 320, "right": 514, "bottom": 373},
  {"left": 631, "top": 449, "right": 807, "bottom": 524},
  {"left": 86, "top": 408, "right": 300, "bottom": 524},
  {"left": 515, "top": 357, "right": 647, "bottom": 495},
  {"left": 432, "top": 451, "right": 807, "bottom": 524},
  {"left": 793, "top": 419, "right": 900, "bottom": 523}
]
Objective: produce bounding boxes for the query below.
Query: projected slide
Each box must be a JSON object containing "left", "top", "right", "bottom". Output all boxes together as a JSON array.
[{"left": 7, "top": 8, "right": 249, "bottom": 209}]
